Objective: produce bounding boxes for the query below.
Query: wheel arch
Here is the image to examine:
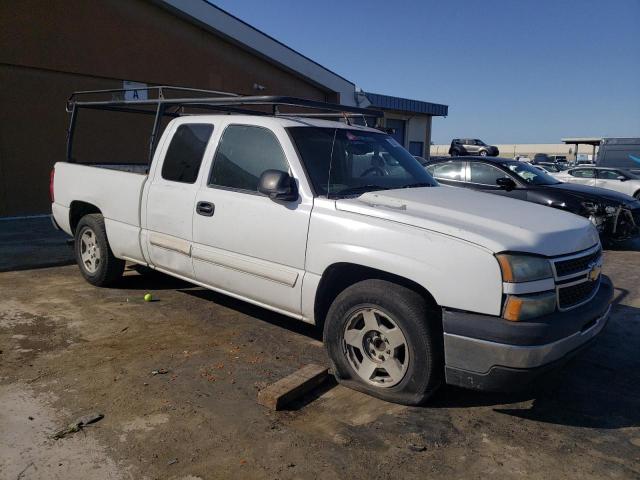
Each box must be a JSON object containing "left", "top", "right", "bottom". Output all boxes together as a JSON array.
[
  {"left": 313, "top": 262, "right": 440, "bottom": 331},
  {"left": 69, "top": 201, "right": 102, "bottom": 234}
]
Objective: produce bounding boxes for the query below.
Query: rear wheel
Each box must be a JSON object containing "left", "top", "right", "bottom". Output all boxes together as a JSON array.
[
  {"left": 324, "top": 279, "right": 443, "bottom": 405},
  {"left": 74, "top": 214, "right": 124, "bottom": 287}
]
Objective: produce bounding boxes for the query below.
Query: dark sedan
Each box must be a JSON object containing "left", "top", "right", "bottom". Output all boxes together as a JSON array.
[{"left": 425, "top": 156, "right": 640, "bottom": 242}]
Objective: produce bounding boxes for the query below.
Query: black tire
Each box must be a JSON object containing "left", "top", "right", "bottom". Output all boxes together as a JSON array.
[
  {"left": 450, "top": 149, "right": 460, "bottom": 157},
  {"left": 74, "top": 214, "right": 124, "bottom": 287},
  {"left": 323, "top": 279, "right": 443, "bottom": 406},
  {"left": 634, "top": 191, "right": 640, "bottom": 200},
  {"left": 479, "top": 149, "right": 488, "bottom": 156}
]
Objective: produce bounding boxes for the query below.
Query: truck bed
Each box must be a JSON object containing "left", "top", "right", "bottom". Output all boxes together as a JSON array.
[{"left": 52, "top": 162, "right": 148, "bottom": 263}]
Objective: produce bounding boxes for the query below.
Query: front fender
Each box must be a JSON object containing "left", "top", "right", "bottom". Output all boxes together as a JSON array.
[{"left": 306, "top": 206, "right": 503, "bottom": 316}]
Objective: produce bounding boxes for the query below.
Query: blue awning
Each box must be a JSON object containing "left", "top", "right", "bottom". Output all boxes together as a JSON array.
[{"left": 365, "top": 92, "right": 448, "bottom": 117}]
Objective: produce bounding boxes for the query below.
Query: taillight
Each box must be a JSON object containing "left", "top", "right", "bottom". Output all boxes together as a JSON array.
[{"left": 49, "top": 168, "right": 55, "bottom": 203}]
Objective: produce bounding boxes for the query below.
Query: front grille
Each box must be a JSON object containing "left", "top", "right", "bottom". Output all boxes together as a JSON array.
[
  {"left": 554, "top": 248, "right": 601, "bottom": 277},
  {"left": 558, "top": 279, "right": 599, "bottom": 309}
]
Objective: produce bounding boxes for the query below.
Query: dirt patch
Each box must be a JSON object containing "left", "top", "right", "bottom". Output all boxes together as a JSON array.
[{"left": 0, "top": 261, "right": 639, "bottom": 479}]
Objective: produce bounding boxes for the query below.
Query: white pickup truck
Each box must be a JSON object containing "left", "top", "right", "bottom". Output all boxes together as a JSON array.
[{"left": 51, "top": 93, "right": 613, "bottom": 405}]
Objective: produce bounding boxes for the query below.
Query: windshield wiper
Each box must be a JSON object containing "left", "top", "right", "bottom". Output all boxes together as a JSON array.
[{"left": 331, "top": 185, "right": 390, "bottom": 197}]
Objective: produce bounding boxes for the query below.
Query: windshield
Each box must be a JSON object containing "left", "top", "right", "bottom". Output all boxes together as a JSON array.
[
  {"left": 288, "top": 127, "right": 438, "bottom": 197},
  {"left": 503, "top": 161, "right": 561, "bottom": 185}
]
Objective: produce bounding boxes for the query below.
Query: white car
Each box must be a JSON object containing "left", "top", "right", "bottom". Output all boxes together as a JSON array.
[
  {"left": 554, "top": 167, "right": 640, "bottom": 199},
  {"left": 51, "top": 90, "right": 613, "bottom": 405}
]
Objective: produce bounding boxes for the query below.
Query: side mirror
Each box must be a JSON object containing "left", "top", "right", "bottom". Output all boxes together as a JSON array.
[
  {"left": 258, "top": 170, "right": 298, "bottom": 201},
  {"left": 496, "top": 177, "right": 516, "bottom": 191},
  {"left": 617, "top": 175, "right": 626, "bottom": 182}
]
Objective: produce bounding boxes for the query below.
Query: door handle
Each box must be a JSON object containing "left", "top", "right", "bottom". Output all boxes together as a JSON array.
[{"left": 196, "top": 201, "right": 215, "bottom": 217}]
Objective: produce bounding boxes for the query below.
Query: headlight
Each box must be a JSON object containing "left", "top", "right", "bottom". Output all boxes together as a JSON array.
[
  {"left": 503, "top": 291, "right": 556, "bottom": 321},
  {"left": 496, "top": 254, "right": 553, "bottom": 283}
]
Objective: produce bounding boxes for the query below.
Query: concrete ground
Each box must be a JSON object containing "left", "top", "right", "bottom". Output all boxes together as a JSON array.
[{"left": 0, "top": 220, "right": 639, "bottom": 480}]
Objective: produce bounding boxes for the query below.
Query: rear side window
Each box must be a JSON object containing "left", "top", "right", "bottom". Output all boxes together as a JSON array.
[
  {"left": 427, "top": 161, "right": 466, "bottom": 181},
  {"left": 209, "top": 125, "right": 289, "bottom": 192},
  {"left": 162, "top": 124, "right": 214, "bottom": 183},
  {"left": 571, "top": 169, "right": 595, "bottom": 178}
]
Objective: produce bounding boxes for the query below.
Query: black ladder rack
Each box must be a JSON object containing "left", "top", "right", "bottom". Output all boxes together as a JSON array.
[{"left": 66, "top": 86, "right": 383, "bottom": 164}]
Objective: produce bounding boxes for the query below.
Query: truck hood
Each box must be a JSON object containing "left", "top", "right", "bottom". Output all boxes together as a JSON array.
[{"left": 335, "top": 186, "right": 599, "bottom": 256}]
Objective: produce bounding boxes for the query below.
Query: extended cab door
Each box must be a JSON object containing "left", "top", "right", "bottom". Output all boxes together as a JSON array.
[
  {"left": 143, "top": 121, "right": 215, "bottom": 278},
  {"left": 191, "top": 122, "right": 312, "bottom": 316}
]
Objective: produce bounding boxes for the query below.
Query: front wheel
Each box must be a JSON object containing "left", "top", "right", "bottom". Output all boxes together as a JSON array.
[
  {"left": 324, "top": 279, "right": 443, "bottom": 405},
  {"left": 479, "top": 150, "right": 489, "bottom": 156},
  {"left": 634, "top": 191, "right": 640, "bottom": 200},
  {"left": 74, "top": 214, "right": 124, "bottom": 287}
]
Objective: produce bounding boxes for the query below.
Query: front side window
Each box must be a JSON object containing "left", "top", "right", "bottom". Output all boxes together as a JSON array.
[
  {"left": 597, "top": 170, "right": 622, "bottom": 180},
  {"left": 571, "top": 169, "right": 595, "bottom": 178},
  {"left": 468, "top": 162, "right": 509, "bottom": 185},
  {"left": 162, "top": 124, "right": 214, "bottom": 183},
  {"left": 288, "top": 127, "right": 436, "bottom": 197},
  {"left": 209, "top": 125, "right": 289, "bottom": 192},
  {"left": 427, "top": 161, "right": 466, "bottom": 181}
]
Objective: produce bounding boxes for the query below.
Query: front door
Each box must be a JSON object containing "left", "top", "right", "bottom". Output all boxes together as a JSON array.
[
  {"left": 596, "top": 169, "right": 635, "bottom": 195},
  {"left": 466, "top": 161, "right": 527, "bottom": 200},
  {"left": 144, "top": 122, "right": 215, "bottom": 278},
  {"left": 192, "top": 124, "right": 311, "bottom": 316}
]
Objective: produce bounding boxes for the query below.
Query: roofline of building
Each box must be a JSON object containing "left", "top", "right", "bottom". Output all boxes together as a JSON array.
[
  {"left": 152, "top": 0, "right": 357, "bottom": 105},
  {"left": 365, "top": 92, "right": 448, "bottom": 117},
  {"left": 561, "top": 137, "right": 602, "bottom": 145}
]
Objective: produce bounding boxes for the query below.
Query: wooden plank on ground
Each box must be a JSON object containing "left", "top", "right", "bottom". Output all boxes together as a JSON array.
[{"left": 257, "top": 364, "right": 329, "bottom": 410}]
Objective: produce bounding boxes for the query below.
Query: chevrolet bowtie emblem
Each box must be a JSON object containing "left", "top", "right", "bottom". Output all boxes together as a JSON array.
[{"left": 588, "top": 261, "right": 602, "bottom": 282}]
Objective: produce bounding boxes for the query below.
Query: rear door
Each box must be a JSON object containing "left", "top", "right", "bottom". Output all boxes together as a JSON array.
[
  {"left": 143, "top": 121, "right": 215, "bottom": 278},
  {"left": 566, "top": 168, "right": 596, "bottom": 186},
  {"left": 426, "top": 160, "right": 467, "bottom": 186},
  {"left": 192, "top": 122, "right": 312, "bottom": 316}
]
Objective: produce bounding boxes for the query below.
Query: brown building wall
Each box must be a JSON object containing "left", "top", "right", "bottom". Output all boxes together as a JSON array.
[{"left": 0, "top": 0, "right": 337, "bottom": 216}]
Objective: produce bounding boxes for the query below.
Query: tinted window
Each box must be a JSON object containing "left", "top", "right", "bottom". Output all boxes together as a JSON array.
[
  {"left": 210, "top": 125, "right": 288, "bottom": 192},
  {"left": 162, "top": 124, "right": 213, "bottom": 183},
  {"left": 571, "top": 169, "right": 595, "bottom": 178},
  {"left": 469, "top": 162, "right": 509, "bottom": 185},
  {"left": 427, "top": 161, "right": 466, "bottom": 181}
]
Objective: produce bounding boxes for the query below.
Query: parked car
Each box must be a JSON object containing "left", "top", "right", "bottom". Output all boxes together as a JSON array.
[
  {"left": 449, "top": 138, "right": 499, "bottom": 157},
  {"left": 52, "top": 89, "right": 613, "bottom": 405},
  {"left": 425, "top": 156, "right": 640, "bottom": 242},
  {"left": 596, "top": 137, "right": 640, "bottom": 174},
  {"left": 531, "top": 153, "right": 552, "bottom": 164},
  {"left": 549, "top": 155, "right": 568, "bottom": 163},
  {"left": 554, "top": 167, "right": 640, "bottom": 199},
  {"left": 537, "top": 162, "right": 566, "bottom": 173}
]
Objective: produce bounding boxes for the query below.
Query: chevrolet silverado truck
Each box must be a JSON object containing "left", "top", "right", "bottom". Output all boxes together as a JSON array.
[{"left": 51, "top": 89, "right": 613, "bottom": 405}]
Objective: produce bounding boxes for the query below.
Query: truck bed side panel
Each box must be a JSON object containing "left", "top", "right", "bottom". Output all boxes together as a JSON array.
[{"left": 52, "top": 162, "right": 147, "bottom": 262}]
